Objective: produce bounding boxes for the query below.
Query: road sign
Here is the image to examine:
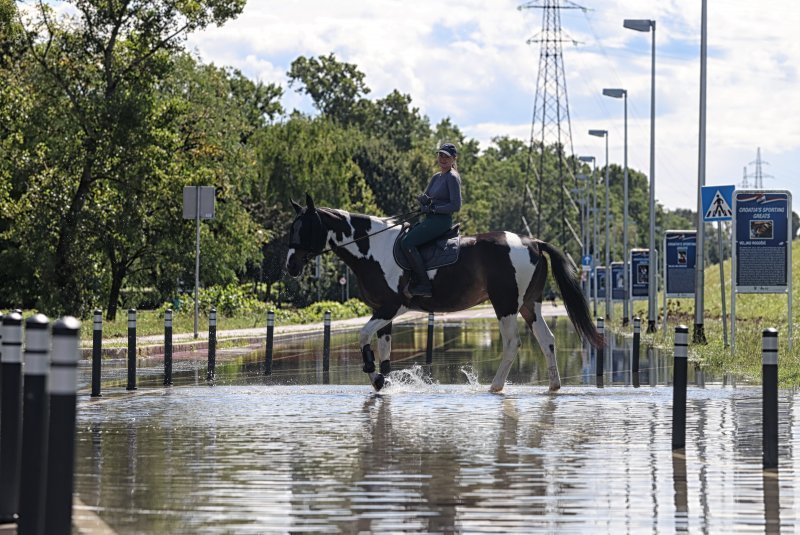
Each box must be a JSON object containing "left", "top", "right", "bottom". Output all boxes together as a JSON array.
[
  {"left": 581, "top": 255, "right": 592, "bottom": 272},
  {"left": 702, "top": 185, "right": 734, "bottom": 222},
  {"left": 183, "top": 186, "right": 216, "bottom": 219}
]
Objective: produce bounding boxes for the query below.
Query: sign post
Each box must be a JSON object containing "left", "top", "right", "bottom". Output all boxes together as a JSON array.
[
  {"left": 183, "top": 186, "right": 216, "bottom": 339},
  {"left": 731, "top": 190, "right": 792, "bottom": 352},
  {"left": 702, "top": 185, "right": 734, "bottom": 347}
]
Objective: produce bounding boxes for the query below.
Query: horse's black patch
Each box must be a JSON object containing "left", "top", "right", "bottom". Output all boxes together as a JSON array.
[{"left": 350, "top": 215, "right": 372, "bottom": 256}]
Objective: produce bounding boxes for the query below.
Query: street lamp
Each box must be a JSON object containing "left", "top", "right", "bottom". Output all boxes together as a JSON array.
[
  {"left": 624, "top": 17, "right": 657, "bottom": 333},
  {"left": 602, "top": 88, "right": 629, "bottom": 326},
  {"left": 579, "top": 155, "right": 598, "bottom": 318},
  {"left": 589, "top": 129, "right": 611, "bottom": 320}
]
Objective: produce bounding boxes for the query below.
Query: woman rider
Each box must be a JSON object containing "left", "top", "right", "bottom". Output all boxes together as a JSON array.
[{"left": 401, "top": 142, "right": 462, "bottom": 297}]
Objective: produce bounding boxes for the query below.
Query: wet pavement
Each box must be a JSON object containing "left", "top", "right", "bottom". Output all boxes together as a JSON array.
[{"left": 72, "top": 315, "right": 799, "bottom": 533}]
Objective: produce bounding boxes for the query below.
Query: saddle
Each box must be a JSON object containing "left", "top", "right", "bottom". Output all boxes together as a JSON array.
[{"left": 393, "top": 223, "right": 461, "bottom": 271}]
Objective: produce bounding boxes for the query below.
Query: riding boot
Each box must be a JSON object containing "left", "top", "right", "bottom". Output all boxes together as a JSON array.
[{"left": 403, "top": 246, "right": 432, "bottom": 297}]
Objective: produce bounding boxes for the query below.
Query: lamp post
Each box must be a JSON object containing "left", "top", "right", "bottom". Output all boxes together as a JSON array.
[
  {"left": 624, "top": 17, "right": 656, "bottom": 333},
  {"left": 602, "top": 88, "right": 629, "bottom": 326},
  {"left": 579, "top": 155, "right": 598, "bottom": 318},
  {"left": 589, "top": 129, "right": 611, "bottom": 320}
]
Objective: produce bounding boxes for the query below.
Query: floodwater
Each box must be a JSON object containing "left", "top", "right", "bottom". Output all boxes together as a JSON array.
[{"left": 74, "top": 317, "right": 799, "bottom": 533}]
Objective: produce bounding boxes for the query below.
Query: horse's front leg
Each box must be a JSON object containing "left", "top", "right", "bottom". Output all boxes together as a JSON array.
[
  {"left": 376, "top": 323, "right": 393, "bottom": 377},
  {"left": 359, "top": 315, "right": 396, "bottom": 392}
]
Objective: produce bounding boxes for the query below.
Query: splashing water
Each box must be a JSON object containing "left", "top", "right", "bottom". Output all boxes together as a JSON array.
[{"left": 384, "top": 364, "right": 438, "bottom": 392}]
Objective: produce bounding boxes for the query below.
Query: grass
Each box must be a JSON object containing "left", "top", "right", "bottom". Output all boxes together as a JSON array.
[{"left": 601, "top": 239, "right": 799, "bottom": 385}]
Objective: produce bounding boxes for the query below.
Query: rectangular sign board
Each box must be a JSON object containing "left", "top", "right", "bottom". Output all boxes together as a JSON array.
[
  {"left": 183, "top": 186, "right": 216, "bottom": 220},
  {"left": 664, "top": 230, "right": 696, "bottom": 298},
  {"left": 611, "top": 261, "right": 624, "bottom": 301},
  {"left": 629, "top": 249, "right": 651, "bottom": 299},
  {"left": 733, "top": 190, "right": 791, "bottom": 293},
  {"left": 592, "top": 266, "right": 606, "bottom": 299}
]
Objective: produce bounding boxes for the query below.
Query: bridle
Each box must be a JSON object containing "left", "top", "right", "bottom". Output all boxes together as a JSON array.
[{"left": 288, "top": 208, "right": 422, "bottom": 259}]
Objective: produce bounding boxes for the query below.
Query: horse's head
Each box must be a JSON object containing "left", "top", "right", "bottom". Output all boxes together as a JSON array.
[{"left": 285, "top": 193, "right": 328, "bottom": 277}]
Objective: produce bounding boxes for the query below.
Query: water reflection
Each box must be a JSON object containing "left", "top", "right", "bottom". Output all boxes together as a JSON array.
[{"left": 73, "top": 317, "right": 800, "bottom": 533}]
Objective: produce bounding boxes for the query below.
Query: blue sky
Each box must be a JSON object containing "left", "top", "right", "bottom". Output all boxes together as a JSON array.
[{"left": 184, "top": 0, "right": 799, "bottom": 212}]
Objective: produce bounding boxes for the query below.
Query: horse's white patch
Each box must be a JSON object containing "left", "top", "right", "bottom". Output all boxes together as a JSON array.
[
  {"left": 503, "top": 232, "right": 536, "bottom": 311},
  {"left": 330, "top": 214, "right": 404, "bottom": 295}
]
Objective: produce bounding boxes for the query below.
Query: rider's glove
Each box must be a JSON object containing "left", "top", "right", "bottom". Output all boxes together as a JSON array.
[{"left": 417, "top": 193, "right": 432, "bottom": 206}]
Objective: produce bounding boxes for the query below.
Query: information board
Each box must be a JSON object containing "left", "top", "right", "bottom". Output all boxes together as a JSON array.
[
  {"left": 733, "top": 191, "right": 791, "bottom": 293},
  {"left": 664, "top": 230, "right": 696, "bottom": 298},
  {"left": 592, "top": 266, "right": 606, "bottom": 299},
  {"left": 629, "top": 249, "right": 651, "bottom": 300},
  {"left": 611, "top": 262, "right": 624, "bottom": 301}
]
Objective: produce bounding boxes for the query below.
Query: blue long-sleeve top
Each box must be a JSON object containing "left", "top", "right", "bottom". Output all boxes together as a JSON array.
[{"left": 424, "top": 170, "right": 462, "bottom": 214}]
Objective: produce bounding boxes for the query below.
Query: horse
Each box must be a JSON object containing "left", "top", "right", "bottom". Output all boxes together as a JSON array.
[{"left": 285, "top": 194, "right": 604, "bottom": 392}]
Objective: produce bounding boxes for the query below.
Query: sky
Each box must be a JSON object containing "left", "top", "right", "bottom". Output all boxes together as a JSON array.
[{"left": 182, "top": 0, "right": 799, "bottom": 212}]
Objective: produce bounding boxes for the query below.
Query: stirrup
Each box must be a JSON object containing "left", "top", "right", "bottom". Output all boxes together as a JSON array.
[{"left": 409, "top": 282, "right": 432, "bottom": 297}]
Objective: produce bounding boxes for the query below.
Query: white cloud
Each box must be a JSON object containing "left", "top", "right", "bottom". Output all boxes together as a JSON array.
[{"left": 184, "top": 0, "right": 799, "bottom": 210}]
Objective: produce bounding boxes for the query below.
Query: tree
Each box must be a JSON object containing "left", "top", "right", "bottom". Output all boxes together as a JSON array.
[
  {"left": 287, "top": 53, "right": 371, "bottom": 125},
  {"left": 10, "top": 0, "right": 246, "bottom": 316}
]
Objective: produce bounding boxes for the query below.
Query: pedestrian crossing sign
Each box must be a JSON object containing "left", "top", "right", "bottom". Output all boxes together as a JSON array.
[{"left": 702, "top": 185, "right": 735, "bottom": 221}]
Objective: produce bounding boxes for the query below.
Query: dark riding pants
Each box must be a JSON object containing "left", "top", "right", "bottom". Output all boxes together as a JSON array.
[{"left": 401, "top": 214, "right": 453, "bottom": 248}]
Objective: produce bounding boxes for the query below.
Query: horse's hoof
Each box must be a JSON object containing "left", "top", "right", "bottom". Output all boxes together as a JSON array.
[
  {"left": 372, "top": 373, "right": 385, "bottom": 392},
  {"left": 489, "top": 383, "right": 504, "bottom": 393},
  {"left": 548, "top": 383, "right": 561, "bottom": 393}
]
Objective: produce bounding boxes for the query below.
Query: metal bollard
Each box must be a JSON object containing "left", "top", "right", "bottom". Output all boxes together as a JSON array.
[
  {"left": 264, "top": 310, "right": 274, "bottom": 376},
  {"left": 91, "top": 309, "right": 102, "bottom": 397},
  {"left": 164, "top": 309, "right": 173, "bottom": 386},
  {"left": 44, "top": 317, "right": 81, "bottom": 535},
  {"left": 671, "top": 325, "right": 689, "bottom": 450},
  {"left": 426, "top": 312, "right": 434, "bottom": 364},
  {"left": 322, "top": 311, "right": 331, "bottom": 372},
  {"left": 18, "top": 314, "right": 50, "bottom": 535},
  {"left": 596, "top": 317, "right": 605, "bottom": 380},
  {"left": 207, "top": 308, "right": 217, "bottom": 382},
  {"left": 0, "top": 312, "right": 23, "bottom": 523},
  {"left": 126, "top": 309, "right": 137, "bottom": 391},
  {"left": 632, "top": 317, "right": 641, "bottom": 374},
  {"left": 762, "top": 328, "right": 779, "bottom": 469}
]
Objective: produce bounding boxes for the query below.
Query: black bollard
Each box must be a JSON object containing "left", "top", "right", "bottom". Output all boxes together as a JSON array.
[
  {"left": 264, "top": 310, "right": 274, "bottom": 376},
  {"left": 762, "top": 328, "right": 779, "bottom": 469},
  {"left": 322, "top": 310, "right": 331, "bottom": 372},
  {"left": 126, "top": 309, "right": 137, "bottom": 391},
  {"left": 425, "top": 312, "right": 434, "bottom": 364},
  {"left": 0, "top": 312, "right": 23, "bottom": 523},
  {"left": 44, "top": 317, "right": 81, "bottom": 535},
  {"left": 18, "top": 314, "right": 50, "bottom": 535},
  {"left": 632, "top": 317, "right": 641, "bottom": 374},
  {"left": 596, "top": 317, "right": 605, "bottom": 383},
  {"left": 164, "top": 309, "right": 173, "bottom": 386},
  {"left": 207, "top": 308, "right": 217, "bottom": 382},
  {"left": 91, "top": 309, "right": 102, "bottom": 397},
  {"left": 671, "top": 325, "right": 689, "bottom": 450}
]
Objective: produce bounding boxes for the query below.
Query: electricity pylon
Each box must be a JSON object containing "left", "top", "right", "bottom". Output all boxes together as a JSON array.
[{"left": 520, "top": 0, "right": 585, "bottom": 250}]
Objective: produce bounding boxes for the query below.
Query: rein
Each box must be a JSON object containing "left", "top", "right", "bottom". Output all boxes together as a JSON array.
[{"left": 304, "top": 209, "right": 422, "bottom": 258}]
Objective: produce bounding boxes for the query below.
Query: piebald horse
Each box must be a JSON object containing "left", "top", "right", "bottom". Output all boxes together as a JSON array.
[{"left": 286, "top": 194, "right": 603, "bottom": 392}]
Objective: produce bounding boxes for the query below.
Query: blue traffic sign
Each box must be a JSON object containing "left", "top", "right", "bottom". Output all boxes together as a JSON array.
[{"left": 702, "top": 185, "right": 735, "bottom": 222}]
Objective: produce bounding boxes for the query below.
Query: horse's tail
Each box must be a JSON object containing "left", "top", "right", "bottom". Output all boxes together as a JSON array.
[{"left": 538, "top": 241, "right": 604, "bottom": 348}]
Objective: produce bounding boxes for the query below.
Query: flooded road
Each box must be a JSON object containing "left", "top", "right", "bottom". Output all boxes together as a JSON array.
[{"left": 74, "top": 317, "right": 799, "bottom": 533}]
